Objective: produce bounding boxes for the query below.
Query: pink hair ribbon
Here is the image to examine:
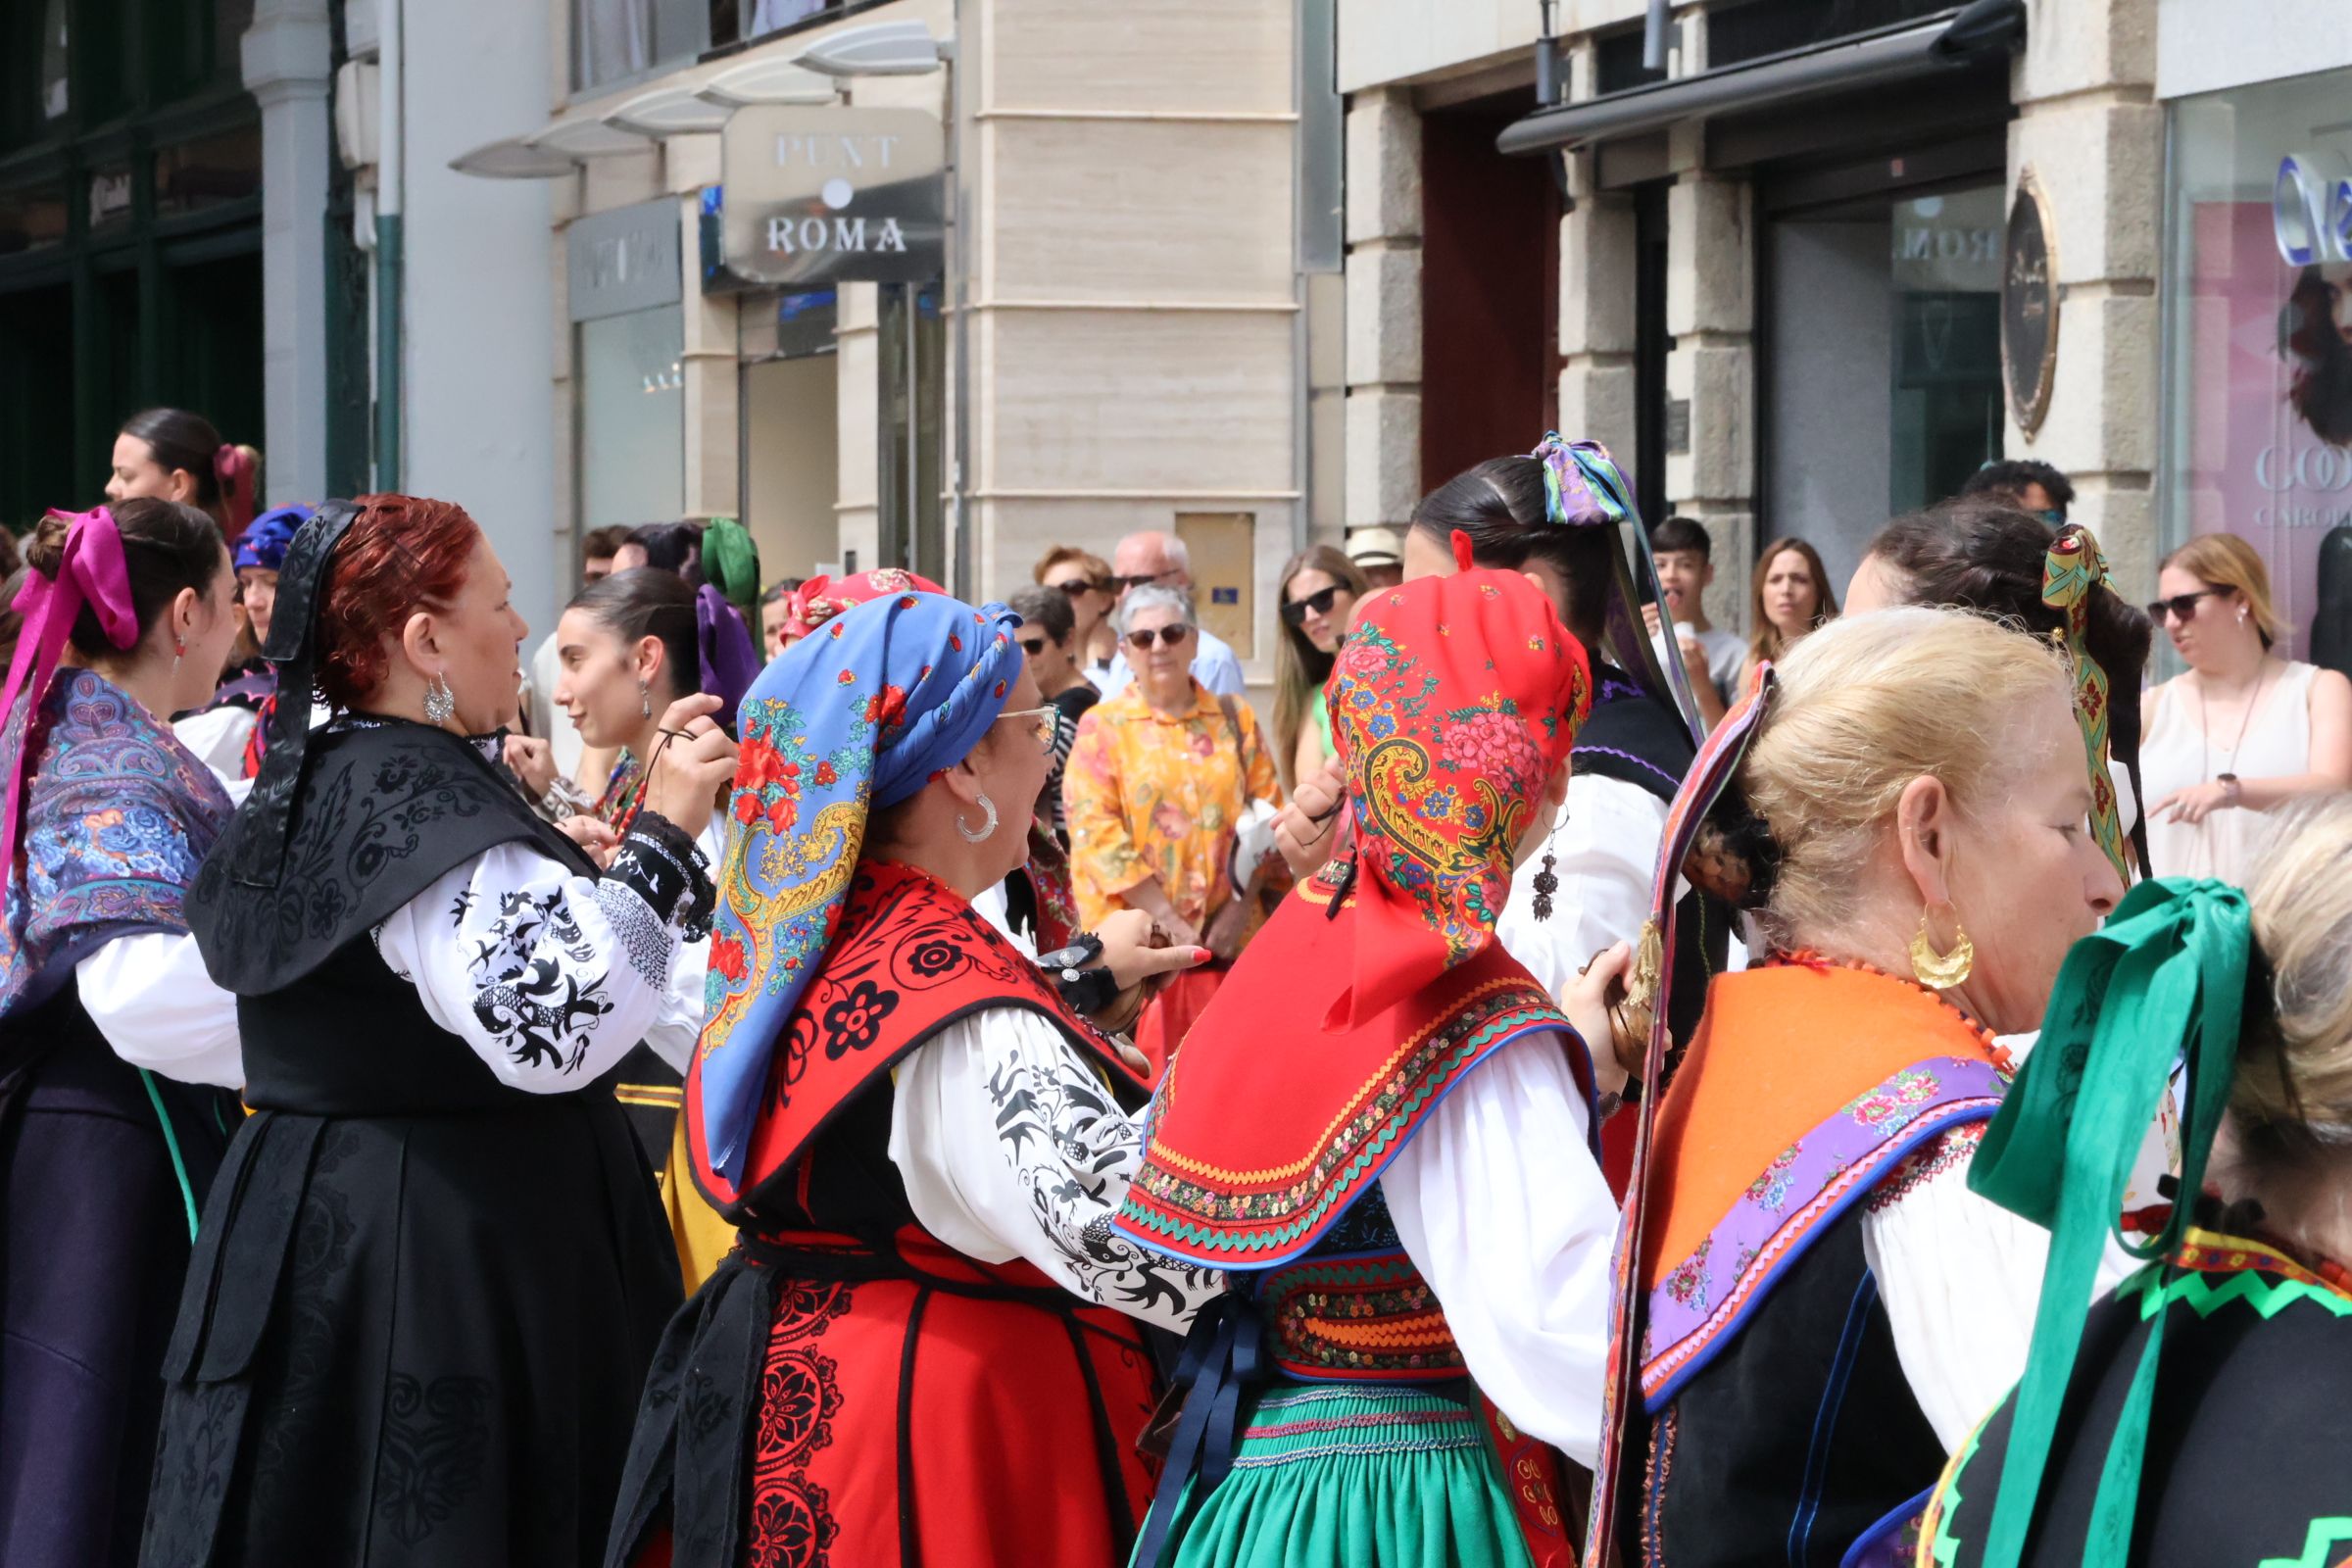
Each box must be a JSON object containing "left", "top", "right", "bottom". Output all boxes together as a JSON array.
[
  {"left": 213, "top": 445, "right": 256, "bottom": 539},
  {"left": 0, "top": 508, "right": 139, "bottom": 871}
]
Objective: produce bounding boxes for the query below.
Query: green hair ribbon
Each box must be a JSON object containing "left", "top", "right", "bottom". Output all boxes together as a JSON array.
[
  {"left": 702, "top": 516, "right": 761, "bottom": 617},
  {"left": 1966, "top": 875, "right": 2251, "bottom": 1568},
  {"left": 2040, "top": 524, "right": 2131, "bottom": 883}
]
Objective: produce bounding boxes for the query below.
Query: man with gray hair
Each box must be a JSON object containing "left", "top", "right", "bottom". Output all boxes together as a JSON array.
[{"left": 1099, "top": 529, "right": 1246, "bottom": 699}]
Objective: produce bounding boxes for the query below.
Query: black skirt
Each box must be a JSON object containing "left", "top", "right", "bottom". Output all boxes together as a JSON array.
[
  {"left": 1, "top": 982, "right": 239, "bottom": 1568},
  {"left": 140, "top": 940, "right": 682, "bottom": 1568}
]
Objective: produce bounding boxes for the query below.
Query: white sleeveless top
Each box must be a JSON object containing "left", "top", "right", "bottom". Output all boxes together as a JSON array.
[{"left": 2140, "top": 660, "right": 2317, "bottom": 885}]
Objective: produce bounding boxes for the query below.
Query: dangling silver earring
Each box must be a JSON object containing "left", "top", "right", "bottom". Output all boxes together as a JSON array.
[
  {"left": 1531, "top": 814, "right": 1565, "bottom": 921},
  {"left": 172, "top": 638, "right": 184, "bottom": 675},
  {"left": 638, "top": 677, "right": 653, "bottom": 718},
  {"left": 424, "top": 671, "right": 457, "bottom": 725},
  {"left": 956, "top": 792, "right": 999, "bottom": 844}
]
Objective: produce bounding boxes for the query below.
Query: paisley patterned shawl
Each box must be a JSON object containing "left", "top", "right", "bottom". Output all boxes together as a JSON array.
[
  {"left": 0, "top": 667, "right": 233, "bottom": 1012},
  {"left": 693, "top": 588, "right": 1024, "bottom": 1191},
  {"left": 1326, "top": 566, "right": 1592, "bottom": 1028}
]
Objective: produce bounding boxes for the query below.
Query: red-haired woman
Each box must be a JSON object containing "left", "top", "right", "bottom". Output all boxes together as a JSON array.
[{"left": 141, "top": 496, "right": 737, "bottom": 1568}]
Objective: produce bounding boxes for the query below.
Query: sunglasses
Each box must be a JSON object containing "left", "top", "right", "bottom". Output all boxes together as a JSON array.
[
  {"left": 1281, "top": 584, "right": 1344, "bottom": 627},
  {"left": 996, "top": 706, "right": 1058, "bottom": 752},
  {"left": 1124, "top": 624, "right": 1194, "bottom": 651},
  {"left": 2145, "top": 587, "right": 2224, "bottom": 623},
  {"left": 1115, "top": 571, "right": 1174, "bottom": 592},
  {"left": 1050, "top": 576, "right": 1110, "bottom": 599},
  {"left": 1017, "top": 635, "right": 1052, "bottom": 656}
]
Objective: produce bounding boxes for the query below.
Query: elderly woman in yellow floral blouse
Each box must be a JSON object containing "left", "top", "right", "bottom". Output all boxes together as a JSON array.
[{"left": 1065, "top": 583, "right": 1287, "bottom": 1072}]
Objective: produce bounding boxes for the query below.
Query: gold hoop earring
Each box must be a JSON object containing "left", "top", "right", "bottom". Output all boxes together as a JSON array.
[{"left": 1909, "top": 901, "right": 1973, "bottom": 989}]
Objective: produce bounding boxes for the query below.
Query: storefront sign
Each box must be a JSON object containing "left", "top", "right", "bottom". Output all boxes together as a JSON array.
[
  {"left": 706, "top": 107, "right": 944, "bottom": 291},
  {"left": 2273, "top": 152, "right": 2352, "bottom": 266},
  {"left": 2001, "top": 169, "right": 2058, "bottom": 437},
  {"left": 567, "top": 199, "right": 682, "bottom": 323}
]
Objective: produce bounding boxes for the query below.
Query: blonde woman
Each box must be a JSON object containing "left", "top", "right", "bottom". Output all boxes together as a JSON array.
[
  {"left": 1592, "top": 609, "right": 2129, "bottom": 1565},
  {"left": 1270, "top": 544, "right": 1365, "bottom": 789},
  {"left": 2139, "top": 532, "right": 2352, "bottom": 884},
  {"left": 1740, "top": 534, "right": 1838, "bottom": 687}
]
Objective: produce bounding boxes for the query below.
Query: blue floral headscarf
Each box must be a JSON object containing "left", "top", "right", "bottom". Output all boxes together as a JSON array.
[{"left": 696, "top": 589, "right": 1022, "bottom": 1186}]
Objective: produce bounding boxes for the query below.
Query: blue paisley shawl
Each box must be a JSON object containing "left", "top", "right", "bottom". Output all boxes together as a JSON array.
[{"left": 0, "top": 668, "right": 234, "bottom": 1013}]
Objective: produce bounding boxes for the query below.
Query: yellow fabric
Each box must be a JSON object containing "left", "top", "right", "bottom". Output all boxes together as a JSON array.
[
  {"left": 663, "top": 1110, "right": 738, "bottom": 1292},
  {"left": 1062, "top": 679, "right": 1286, "bottom": 929}
]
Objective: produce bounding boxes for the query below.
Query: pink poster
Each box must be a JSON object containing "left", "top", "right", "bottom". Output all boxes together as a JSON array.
[{"left": 2186, "top": 200, "right": 2352, "bottom": 662}]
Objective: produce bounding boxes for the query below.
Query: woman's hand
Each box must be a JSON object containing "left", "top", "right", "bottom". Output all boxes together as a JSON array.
[
  {"left": 1202, "top": 896, "right": 1252, "bottom": 964},
  {"left": 1094, "top": 907, "right": 1210, "bottom": 993},
  {"left": 556, "top": 814, "right": 620, "bottom": 868},
  {"left": 1274, "top": 756, "right": 1347, "bottom": 880},
  {"left": 1120, "top": 880, "right": 1200, "bottom": 949},
  {"left": 504, "top": 734, "right": 559, "bottom": 797},
  {"left": 2152, "top": 780, "right": 2233, "bottom": 826},
  {"left": 1566, "top": 940, "right": 1637, "bottom": 1100},
  {"left": 644, "top": 694, "right": 739, "bottom": 838}
]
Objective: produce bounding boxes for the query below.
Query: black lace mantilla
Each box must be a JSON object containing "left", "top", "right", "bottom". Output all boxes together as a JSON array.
[{"left": 191, "top": 716, "right": 600, "bottom": 994}]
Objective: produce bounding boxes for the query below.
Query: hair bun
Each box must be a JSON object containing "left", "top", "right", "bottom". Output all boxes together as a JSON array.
[
  {"left": 24, "top": 513, "right": 72, "bottom": 578},
  {"left": 1685, "top": 785, "right": 1781, "bottom": 911}
]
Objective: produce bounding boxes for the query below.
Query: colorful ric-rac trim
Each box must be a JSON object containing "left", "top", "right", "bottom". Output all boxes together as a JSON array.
[{"left": 1115, "top": 985, "right": 1566, "bottom": 1266}]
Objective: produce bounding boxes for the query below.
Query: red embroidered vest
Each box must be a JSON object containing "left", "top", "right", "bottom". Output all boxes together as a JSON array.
[
  {"left": 1114, "top": 866, "right": 1592, "bottom": 1380},
  {"left": 684, "top": 858, "right": 1150, "bottom": 1219}
]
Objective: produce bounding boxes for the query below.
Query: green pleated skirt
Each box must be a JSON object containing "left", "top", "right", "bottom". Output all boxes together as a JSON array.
[{"left": 1137, "top": 1381, "right": 1539, "bottom": 1568}]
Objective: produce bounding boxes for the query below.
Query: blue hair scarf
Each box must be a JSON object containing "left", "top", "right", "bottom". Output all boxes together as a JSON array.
[
  {"left": 232, "top": 505, "right": 310, "bottom": 573},
  {"left": 695, "top": 590, "right": 1023, "bottom": 1186}
]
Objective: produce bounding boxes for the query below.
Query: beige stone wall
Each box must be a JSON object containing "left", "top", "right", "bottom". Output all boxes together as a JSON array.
[
  {"left": 967, "top": 0, "right": 1304, "bottom": 685},
  {"left": 2008, "top": 0, "right": 2162, "bottom": 598}
]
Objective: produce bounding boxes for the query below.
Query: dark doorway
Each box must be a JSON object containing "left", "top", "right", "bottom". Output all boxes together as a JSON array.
[{"left": 1420, "top": 96, "right": 1560, "bottom": 495}]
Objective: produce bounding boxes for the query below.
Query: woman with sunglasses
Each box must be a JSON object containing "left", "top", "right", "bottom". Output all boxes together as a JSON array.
[
  {"left": 1271, "top": 545, "right": 1365, "bottom": 791},
  {"left": 2139, "top": 532, "right": 2352, "bottom": 884},
  {"left": 1065, "top": 584, "right": 1287, "bottom": 1073},
  {"left": 1035, "top": 545, "right": 1119, "bottom": 682}
]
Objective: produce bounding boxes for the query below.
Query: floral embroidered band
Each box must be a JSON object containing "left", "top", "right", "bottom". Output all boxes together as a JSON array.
[{"left": 1640, "top": 1054, "right": 2008, "bottom": 1411}]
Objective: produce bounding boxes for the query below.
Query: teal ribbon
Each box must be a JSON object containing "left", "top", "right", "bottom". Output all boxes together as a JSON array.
[{"left": 1966, "top": 876, "right": 2250, "bottom": 1568}]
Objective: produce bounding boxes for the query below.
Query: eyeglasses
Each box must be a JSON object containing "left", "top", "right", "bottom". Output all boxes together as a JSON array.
[
  {"left": 1124, "top": 624, "right": 1194, "bottom": 651},
  {"left": 1280, "top": 584, "right": 1344, "bottom": 627},
  {"left": 1016, "top": 635, "right": 1051, "bottom": 656},
  {"left": 1049, "top": 576, "right": 1110, "bottom": 599},
  {"left": 997, "top": 706, "right": 1058, "bottom": 753},
  {"left": 2145, "top": 587, "right": 2224, "bottom": 623}
]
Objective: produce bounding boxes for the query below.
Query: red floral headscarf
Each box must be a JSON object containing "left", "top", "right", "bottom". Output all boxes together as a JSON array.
[
  {"left": 1325, "top": 567, "right": 1592, "bottom": 1028},
  {"left": 780, "top": 566, "right": 945, "bottom": 644}
]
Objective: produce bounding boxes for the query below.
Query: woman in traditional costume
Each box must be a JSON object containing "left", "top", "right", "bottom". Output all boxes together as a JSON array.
[
  {"left": 605, "top": 588, "right": 1221, "bottom": 1568},
  {"left": 1279, "top": 436, "right": 1719, "bottom": 1075},
  {"left": 0, "top": 501, "right": 247, "bottom": 1568},
  {"left": 1919, "top": 802, "right": 2352, "bottom": 1567},
  {"left": 1114, "top": 563, "right": 1633, "bottom": 1568},
  {"left": 141, "top": 494, "right": 737, "bottom": 1568},
  {"left": 550, "top": 564, "right": 759, "bottom": 1288},
  {"left": 173, "top": 503, "right": 307, "bottom": 779},
  {"left": 1584, "top": 607, "right": 2133, "bottom": 1567}
]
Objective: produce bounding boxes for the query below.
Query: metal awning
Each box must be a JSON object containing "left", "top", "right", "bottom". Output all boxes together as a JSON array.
[{"left": 1496, "top": 1, "right": 2023, "bottom": 158}]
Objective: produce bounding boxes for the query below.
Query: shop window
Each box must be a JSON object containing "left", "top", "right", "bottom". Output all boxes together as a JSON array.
[
  {"left": 2162, "top": 65, "right": 2352, "bottom": 672},
  {"left": 0, "top": 180, "right": 69, "bottom": 256},
  {"left": 710, "top": 0, "right": 841, "bottom": 50},
  {"left": 572, "top": 0, "right": 708, "bottom": 93},
  {"left": 578, "top": 305, "right": 687, "bottom": 528},
  {"left": 155, "top": 125, "right": 262, "bottom": 219},
  {"left": 1763, "top": 180, "right": 2002, "bottom": 592}
]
